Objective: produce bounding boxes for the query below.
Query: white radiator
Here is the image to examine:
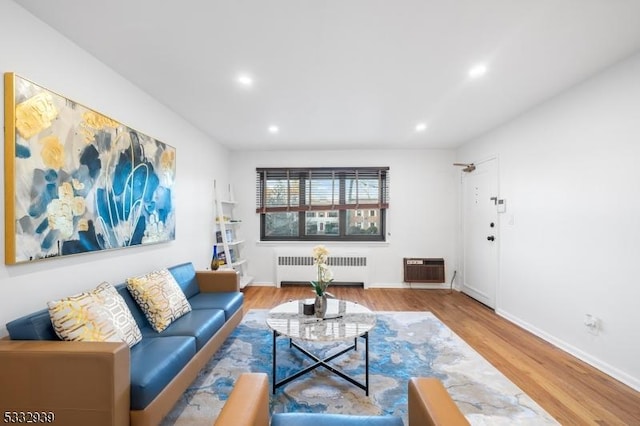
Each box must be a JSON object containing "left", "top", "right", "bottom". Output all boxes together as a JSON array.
[{"left": 275, "top": 250, "right": 370, "bottom": 288}]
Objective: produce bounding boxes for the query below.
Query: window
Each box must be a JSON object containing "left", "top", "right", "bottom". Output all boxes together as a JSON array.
[{"left": 256, "top": 167, "right": 389, "bottom": 241}]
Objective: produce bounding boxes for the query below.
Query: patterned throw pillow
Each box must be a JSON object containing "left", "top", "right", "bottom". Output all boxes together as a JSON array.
[
  {"left": 92, "top": 282, "right": 142, "bottom": 347},
  {"left": 48, "top": 282, "right": 143, "bottom": 347},
  {"left": 126, "top": 269, "right": 192, "bottom": 332},
  {"left": 48, "top": 290, "right": 122, "bottom": 343}
]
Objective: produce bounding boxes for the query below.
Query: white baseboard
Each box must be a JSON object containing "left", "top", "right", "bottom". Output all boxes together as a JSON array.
[
  {"left": 496, "top": 308, "right": 640, "bottom": 392},
  {"left": 245, "top": 281, "right": 276, "bottom": 287},
  {"left": 368, "top": 282, "right": 452, "bottom": 290},
  {"left": 248, "top": 281, "right": 456, "bottom": 290}
]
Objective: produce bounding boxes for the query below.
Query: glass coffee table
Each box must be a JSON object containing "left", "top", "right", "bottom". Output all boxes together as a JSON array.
[{"left": 266, "top": 299, "right": 376, "bottom": 395}]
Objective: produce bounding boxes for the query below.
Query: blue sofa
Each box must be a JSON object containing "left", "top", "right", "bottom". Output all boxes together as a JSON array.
[{"left": 0, "top": 262, "right": 244, "bottom": 426}]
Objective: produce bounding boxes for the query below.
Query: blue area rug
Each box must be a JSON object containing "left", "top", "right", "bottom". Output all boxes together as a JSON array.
[{"left": 163, "top": 309, "right": 557, "bottom": 425}]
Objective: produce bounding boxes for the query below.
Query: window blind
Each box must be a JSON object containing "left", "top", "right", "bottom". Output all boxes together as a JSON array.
[{"left": 256, "top": 167, "right": 389, "bottom": 213}]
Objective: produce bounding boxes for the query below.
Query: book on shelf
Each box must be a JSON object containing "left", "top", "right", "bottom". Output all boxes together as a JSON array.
[
  {"left": 216, "top": 229, "right": 234, "bottom": 243},
  {"left": 217, "top": 248, "right": 237, "bottom": 265}
]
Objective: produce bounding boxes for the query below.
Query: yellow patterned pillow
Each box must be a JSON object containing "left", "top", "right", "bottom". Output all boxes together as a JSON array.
[
  {"left": 48, "top": 291, "right": 122, "bottom": 343},
  {"left": 92, "top": 282, "right": 142, "bottom": 347},
  {"left": 126, "top": 269, "right": 192, "bottom": 332}
]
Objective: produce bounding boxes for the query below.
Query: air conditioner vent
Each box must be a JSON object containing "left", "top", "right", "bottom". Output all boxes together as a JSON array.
[{"left": 403, "top": 258, "right": 445, "bottom": 283}]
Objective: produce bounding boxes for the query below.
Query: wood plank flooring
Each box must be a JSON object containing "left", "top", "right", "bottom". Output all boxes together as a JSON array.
[{"left": 242, "top": 286, "right": 640, "bottom": 425}]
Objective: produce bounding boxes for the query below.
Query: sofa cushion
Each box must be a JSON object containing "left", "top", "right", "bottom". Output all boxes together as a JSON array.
[
  {"left": 6, "top": 285, "right": 144, "bottom": 342},
  {"left": 139, "top": 308, "right": 226, "bottom": 351},
  {"left": 47, "top": 287, "right": 122, "bottom": 344},
  {"left": 168, "top": 262, "right": 201, "bottom": 299},
  {"left": 188, "top": 292, "right": 244, "bottom": 319},
  {"left": 6, "top": 309, "right": 60, "bottom": 341},
  {"left": 271, "top": 413, "right": 403, "bottom": 426},
  {"left": 129, "top": 335, "right": 196, "bottom": 410},
  {"left": 6, "top": 284, "right": 142, "bottom": 343},
  {"left": 127, "top": 269, "right": 192, "bottom": 332}
]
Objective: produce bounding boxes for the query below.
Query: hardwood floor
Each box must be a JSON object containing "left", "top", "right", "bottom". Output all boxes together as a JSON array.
[{"left": 242, "top": 286, "right": 640, "bottom": 425}]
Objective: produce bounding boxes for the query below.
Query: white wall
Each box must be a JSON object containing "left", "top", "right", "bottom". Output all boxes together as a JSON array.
[
  {"left": 229, "top": 149, "right": 458, "bottom": 288},
  {"left": 0, "top": 0, "right": 229, "bottom": 336},
  {"left": 457, "top": 51, "right": 640, "bottom": 390}
]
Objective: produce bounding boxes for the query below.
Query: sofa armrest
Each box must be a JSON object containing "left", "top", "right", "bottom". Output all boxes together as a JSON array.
[
  {"left": 408, "top": 378, "right": 469, "bottom": 426},
  {"left": 196, "top": 270, "right": 240, "bottom": 292},
  {"left": 0, "top": 340, "right": 130, "bottom": 426},
  {"left": 214, "top": 373, "right": 269, "bottom": 426}
]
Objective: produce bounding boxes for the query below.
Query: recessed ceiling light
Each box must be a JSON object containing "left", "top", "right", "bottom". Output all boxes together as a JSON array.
[
  {"left": 268, "top": 125, "right": 279, "bottom": 134},
  {"left": 468, "top": 63, "right": 488, "bottom": 79},
  {"left": 236, "top": 73, "right": 254, "bottom": 87},
  {"left": 415, "top": 122, "right": 428, "bottom": 132}
]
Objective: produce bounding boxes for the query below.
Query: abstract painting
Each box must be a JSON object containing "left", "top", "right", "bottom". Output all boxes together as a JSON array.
[{"left": 4, "top": 73, "right": 176, "bottom": 264}]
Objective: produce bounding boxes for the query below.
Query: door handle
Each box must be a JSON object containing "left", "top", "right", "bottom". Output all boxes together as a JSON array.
[{"left": 487, "top": 235, "right": 495, "bottom": 241}]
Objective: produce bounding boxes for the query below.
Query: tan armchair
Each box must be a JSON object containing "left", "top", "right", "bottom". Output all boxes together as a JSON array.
[{"left": 214, "top": 373, "right": 469, "bottom": 426}]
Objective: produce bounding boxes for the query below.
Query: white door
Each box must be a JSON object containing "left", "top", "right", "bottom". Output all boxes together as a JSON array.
[{"left": 462, "top": 158, "right": 498, "bottom": 309}]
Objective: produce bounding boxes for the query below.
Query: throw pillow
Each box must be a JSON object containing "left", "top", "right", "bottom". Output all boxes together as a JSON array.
[
  {"left": 48, "top": 282, "right": 143, "bottom": 347},
  {"left": 92, "top": 282, "right": 142, "bottom": 347},
  {"left": 48, "top": 291, "right": 122, "bottom": 343},
  {"left": 126, "top": 269, "right": 192, "bottom": 332}
]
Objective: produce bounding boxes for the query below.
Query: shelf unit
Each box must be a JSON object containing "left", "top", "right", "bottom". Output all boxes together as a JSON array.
[{"left": 213, "top": 180, "right": 253, "bottom": 289}]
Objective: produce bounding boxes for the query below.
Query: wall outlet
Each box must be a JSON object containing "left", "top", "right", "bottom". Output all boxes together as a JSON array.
[{"left": 584, "top": 314, "right": 600, "bottom": 335}]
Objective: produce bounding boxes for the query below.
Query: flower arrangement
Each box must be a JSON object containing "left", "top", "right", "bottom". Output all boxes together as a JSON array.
[{"left": 310, "top": 245, "right": 334, "bottom": 297}]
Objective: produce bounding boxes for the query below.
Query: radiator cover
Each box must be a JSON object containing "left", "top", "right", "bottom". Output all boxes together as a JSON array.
[{"left": 276, "top": 252, "right": 369, "bottom": 288}]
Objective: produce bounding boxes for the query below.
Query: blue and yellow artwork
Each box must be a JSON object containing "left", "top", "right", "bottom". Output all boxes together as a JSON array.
[{"left": 4, "top": 73, "right": 176, "bottom": 264}]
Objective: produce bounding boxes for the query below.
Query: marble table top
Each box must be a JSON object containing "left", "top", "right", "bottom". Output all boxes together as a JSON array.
[{"left": 266, "top": 299, "right": 376, "bottom": 342}]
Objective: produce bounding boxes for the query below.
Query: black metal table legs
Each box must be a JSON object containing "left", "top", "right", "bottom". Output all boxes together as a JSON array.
[{"left": 272, "top": 330, "right": 369, "bottom": 395}]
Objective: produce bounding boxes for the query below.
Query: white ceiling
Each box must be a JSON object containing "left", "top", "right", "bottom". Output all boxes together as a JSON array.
[{"left": 13, "top": 0, "right": 640, "bottom": 151}]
